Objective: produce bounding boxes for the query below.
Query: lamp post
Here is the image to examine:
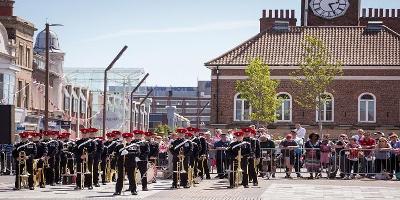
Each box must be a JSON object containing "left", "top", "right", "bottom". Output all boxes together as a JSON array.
[
  {"left": 129, "top": 73, "right": 149, "bottom": 132},
  {"left": 102, "top": 46, "right": 128, "bottom": 138},
  {"left": 44, "top": 23, "right": 63, "bottom": 131},
  {"left": 137, "top": 88, "right": 153, "bottom": 131}
]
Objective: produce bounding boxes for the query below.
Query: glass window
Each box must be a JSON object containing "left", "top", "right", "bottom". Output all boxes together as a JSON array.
[
  {"left": 316, "top": 94, "right": 334, "bottom": 122},
  {"left": 0, "top": 74, "right": 4, "bottom": 102},
  {"left": 234, "top": 94, "right": 251, "bottom": 121},
  {"left": 26, "top": 48, "right": 31, "bottom": 68},
  {"left": 80, "top": 99, "right": 86, "bottom": 114},
  {"left": 64, "top": 96, "right": 70, "bottom": 111},
  {"left": 24, "top": 83, "right": 29, "bottom": 108},
  {"left": 18, "top": 45, "right": 24, "bottom": 66},
  {"left": 276, "top": 93, "right": 291, "bottom": 122},
  {"left": 17, "top": 81, "right": 22, "bottom": 107},
  {"left": 359, "top": 93, "right": 376, "bottom": 122}
]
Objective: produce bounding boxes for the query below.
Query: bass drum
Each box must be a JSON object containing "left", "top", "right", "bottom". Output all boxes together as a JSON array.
[{"left": 136, "top": 162, "right": 156, "bottom": 184}]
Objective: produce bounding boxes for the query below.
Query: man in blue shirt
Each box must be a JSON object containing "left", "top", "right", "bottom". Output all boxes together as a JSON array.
[{"left": 214, "top": 132, "right": 230, "bottom": 179}]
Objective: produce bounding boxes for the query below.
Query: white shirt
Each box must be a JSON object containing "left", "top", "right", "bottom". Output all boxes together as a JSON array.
[{"left": 296, "top": 127, "right": 306, "bottom": 139}]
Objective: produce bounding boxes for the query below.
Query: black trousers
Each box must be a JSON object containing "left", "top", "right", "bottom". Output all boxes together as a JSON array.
[
  {"left": 216, "top": 155, "right": 228, "bottom": 177},
  {"left": 93, "top": 158, "right": 100, "bottom": 185},
  {"left": 36, "top": 159, "right": 46, "bottom": 186},
  {"left": 115, "top": 159, "right": 137, "bottom": 193},
  {"left": 248, "top": 158, "right": 258, "bottom": 184},
  {"left": 137, "top": 161, "right": 148, "bottom": 189},
  {"left": 84, "top": 159, "right": 93, "bottom": 187},
  {"left": 101, "top": 157, "right": 107, "bottom": 183},
  {"left": 15, "top": 159, "right": 34, "bottom": 188},
  {"left": 198, "top": 157, "right": 210, "bottom": 178},
  {"left": 54, "top": 155, "right": 61, "bottom": 183},
  {"left": 172, "top": 157, "right": 189, "bottom": 187},
  {"left": 229, "top": 158, "right": 248, "bottom": 187},
  {"left": 60, "top": 157, "right": 75, "bottom": 175},
  {"left": 45, "top": 157, "right": 56, "bottom": 185}
]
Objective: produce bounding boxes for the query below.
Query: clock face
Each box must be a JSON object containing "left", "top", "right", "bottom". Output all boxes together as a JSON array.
[{"left": 309, "top": 0, "right": 350, "bottom": 19}]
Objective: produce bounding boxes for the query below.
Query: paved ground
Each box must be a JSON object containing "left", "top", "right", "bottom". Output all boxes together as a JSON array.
[{"left": 0, "top": 175, "right": 399, "bottom": 199}]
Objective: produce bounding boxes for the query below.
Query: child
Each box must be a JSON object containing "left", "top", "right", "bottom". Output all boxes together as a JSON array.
[
  {"left": 344, "top": 138, "right": 361, "bottom": 179},
  {"left": 320, "top": 134, "right": 333, "bottom": 170}
]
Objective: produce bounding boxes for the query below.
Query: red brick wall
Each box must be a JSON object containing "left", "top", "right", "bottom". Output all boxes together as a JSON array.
[
  {"left": 259, "top": 9, "right": 297, "bottom": 32},
  {"left": 211, "top": 76, "right": 400, "bottom": 130},
  {"left": 360, "top": 8, "right": 400, "bottom": 35}
]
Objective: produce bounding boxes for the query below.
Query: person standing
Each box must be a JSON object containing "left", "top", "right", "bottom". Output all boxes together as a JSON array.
[
  {"left": 31, "top": 132, "right": 48, "bottom": 188},
  {"left": 258, "top": 134, "right": 275, "bottom": 178},
  {"left": 243, "top": 127, "right": 260, "bottom": 186},
  {"left": 53, "top": 131, "right": 63, "bottom": 185},
  {"left": 101, "top": 132, "right": 117, "bottom": 185},
  {"left": 214, "top": 132, "right": 230, "bottom": 179},
  {"left": 359, "top": 132, "right": 376, "bottom": 178},
  {"left": 145, "top": 131, "right": 159, "bottom": 183},
  {"left": 114, "top": 132, "right": 141, "bottom": 195},
  {"left": 74, "top": 128, "right": 96, "bottom": 190},
  {"left": 227, "top": 131, "right": 251, "bottom": 188},
  {"left": 60, "top": 132, "right": 75, "bottom": 183},
  {"left": 170, "top": 128, "right": 193, "bottom": 189},
  {"left": 13, "top": 132, "right": 37, "bottom": 190},
  {"left": 42, "top": 131, "right": 59, "bottom": 186},
  {"left": 295, "top": 124, "right": 306, "bottom": 140},
  {"left": 132, "top": 130, "right": 150, "bottom": 191}
]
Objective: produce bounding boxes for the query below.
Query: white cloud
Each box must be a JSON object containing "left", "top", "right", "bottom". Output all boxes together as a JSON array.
[{"left": 85, "top": 20, "right": 257, "bottom": 42}]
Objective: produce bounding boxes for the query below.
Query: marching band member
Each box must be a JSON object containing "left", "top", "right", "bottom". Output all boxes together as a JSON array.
[
  {"left": 101, "top": 132, "right": 118, "bottom": 185},
  {"left": 145, "top": 131, "right": 159, "bottom": 183},
  {"left": 12, "top": 132, "right": 37, "bottom": 190},
  {"left": 132, "top": 130, "right": 150, "bottom": 191},
  {"left": 42, "top": 131, "right": 59, "bottom": 186},
  {"left": 54, "top": 131, "right": 64, "bottom": 185},
  {"left": 188, "top": 127, "right": 201, "bottom": 181},
  {"left": 243, "top": 127, "right": 261, "bottom": 186},
  {"left": 114, "top": 132, "right": 141, "bottom": 196},
  {"left": 31, "top": 132, "right": 48, "bottom": 188},
  {"left": 60, "top": 132, "right": 75, "bottom": 178},
  {"left": 227, "top": 131, "right": 251, "bottom": 189},
  {"left": 214, "top": 132, "right": 230, "bottom": 179},
  {"left": 74, "top": 128, "right": 96, "bottom": 190},
  {"left": 90, "top": 129, "right": 104, "bottom": 188},
  {"left": 186, "top": 130, "right": 199, "bottom": 184},
  {"left": 170, "top": 128, "right": 193, "bottom": 189},
  {"left": 196, "top": 130, "right": 210, "bottom": 180}
]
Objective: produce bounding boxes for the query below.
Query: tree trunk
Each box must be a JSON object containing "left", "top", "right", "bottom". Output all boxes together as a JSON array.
[{"left": 318, "top": 95, "right": 323, "bottom": 138}]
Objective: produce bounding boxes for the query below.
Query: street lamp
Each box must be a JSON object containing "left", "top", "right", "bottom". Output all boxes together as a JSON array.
[
  {"left": 129, "top": 73, "right": 149, "bottom": 132},
  {"left": 137, "top": 88, "right": 153, "bottom": 131},
  {"left": 44, "top": 23, "right": 63, "bottom": 131},
  {"left": 102, "top": 45, "right": 128, "bottom": 138}
]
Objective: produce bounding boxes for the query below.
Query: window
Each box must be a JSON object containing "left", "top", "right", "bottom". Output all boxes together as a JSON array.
[
  {"left": 276, "top": 93, "right": 292, "bottom": 122},
  {"left": 80, "top": 99, "right": 86, "bottom": 114},
  {"left": 17, "top": 81, "right": 22, "bottom": 107},
  {"left": 18, "top": 44, "right": 24, "bottom": 66},
  {"left": 0, "top": 74, "right": 3, "bottom": 101},
  {"left": 234, "top": 93, "right": 251, "bottom": 121},
  {"left": 358, "top": 93, "right": 376, "bottom": 123},
  {"left": 64, "top": 96, "right": 70, "bottom": 111},
  {"left": 72, "top": 98, "right": 78, "bottom": 113},
  {"left": 316, "top": 93, "right": 334, "bottom": 122},
  {"left": 24, "top": 83, "right": 29, "bottom": 109},
  {"left": 26, "top": 48, "right": 31, "bottom": 68}
]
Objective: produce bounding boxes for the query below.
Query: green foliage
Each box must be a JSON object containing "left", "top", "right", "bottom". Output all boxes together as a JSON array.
[
  {"left": 235, "top": 58, "right": 280, "bottom": 124},
  {"left": 154, "top": 124, "right": 170, "bottom": 137},
  {"left": 290, "top": 35, "right": 343, "bottom": 110}
]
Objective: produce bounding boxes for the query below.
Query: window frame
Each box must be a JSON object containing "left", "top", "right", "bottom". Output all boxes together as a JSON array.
[
  {"left": 358, "top": 93, "right": 376, "bottom": 123},
  {"left": 315, "top": 93, "right": 334, "bottom": 122},
  {"left": 233, "top": 93, "right": 252, "bottom": 122},
  {"left": 276, "top": 92, "right": 292, "bottom": 122}
]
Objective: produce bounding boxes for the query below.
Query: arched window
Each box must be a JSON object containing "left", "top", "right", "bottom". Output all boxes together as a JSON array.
[
  {"left": 358, "top": 93, "right": 376, "bottom": 123},
  {"left": 276, "top": 93, "right": 292, "bottom": 122},
  {"left": 316, "top": 93, "right": 334, "bottom": 122},
  {"left": 234, "top": 93, "right": 251, "bottom": 121}
]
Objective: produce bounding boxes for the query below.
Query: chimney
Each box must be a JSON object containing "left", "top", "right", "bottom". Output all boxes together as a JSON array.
[
  {"left": 259, "top": 9, "right": 297, "bottom": 32},
  {"left": 366, "top": 21, "right": 383, "bottom": 32},
  {"left": 0, "top": 0, "right": 14, "bottom": 16}
]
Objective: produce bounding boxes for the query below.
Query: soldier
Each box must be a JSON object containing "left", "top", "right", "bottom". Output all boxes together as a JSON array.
[
  {"left": 31, "top": 132, "right": 48, "bottom": 188},
  {"left": 132, "top": 130, "right": 150, "bottom": 191},
  {"left": 101, "top": 132, "right": 118, "bottom": 185},
  {"left": 170, "top": 128, "right": 193, "bottom": 189},
  {"left": 12, "top": 132, "right": 37, "bottom": 190},
  {"left": 42, "top": 130, "right": 59, "bottom": 186},
  {"left": 242, "top": 127, "right": 261, "bottom": 186},
  {"left": 60, "top": 132, "right": 76, "bottom": 181},
  {"left": 187, "top": 127, "right": 201, "bottom": 181},
  {"left": 52, "top": 131, "right": 63, "bottom": 185},
  {"left": 145, "top": 131, "right": 159, "bottom": 183},
  {"left": 184, "top": 131, "right": 198, "bottom": 185},
  {"left": 89, "top": 129, "right": 104, "bottom": 188},
  {"left": 227, "top": 131, "right": 251, "bottom": 189},
  {"left": 114, "top": 132, "right": 141, "bottom": 196},
  {"left": 198, "top": 131, "right": 210, "bottom": 180},
  {"left": 74, "top": 128, "right": 96, "bottom": 190},
  {"left": 214, "top": 132, "right": 230, "bottom": 179}
]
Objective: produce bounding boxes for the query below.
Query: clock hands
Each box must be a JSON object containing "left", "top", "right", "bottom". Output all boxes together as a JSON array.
[{"left": 328, "top": 0, "right": 340, "bottom": 12}]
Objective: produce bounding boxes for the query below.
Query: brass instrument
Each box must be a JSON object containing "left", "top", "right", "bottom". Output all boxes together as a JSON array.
[
  {"left": 105, "top": 152, "right": 116, "bottom": 183},
  {"left": 174, "top": 147, "right": 186, "bottom": 188},
  {"left": 234, "top": 147, "right": 243, "bottom": 188},
  {"left": 18, "top": 151, "right": 30, "bottom": 189},
  {"left": 187, "top": 165, "right": 194, "bottom": 187},
  {"left": 1, "top": 150, "right": 6, "bottom": 174},
  {"left": 78, "top": 147, "right": 90, "bottom": 189},
  {"left": 200, "top": 154, "right": 207, "bottom": 179},
  {"left": 34, "top": 158, "right": 46, "bottom": 187}
]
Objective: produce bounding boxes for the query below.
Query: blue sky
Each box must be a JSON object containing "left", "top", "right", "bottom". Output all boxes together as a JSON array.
[{"left": 15, "top": 0, "right": 400, "bottom": 87}]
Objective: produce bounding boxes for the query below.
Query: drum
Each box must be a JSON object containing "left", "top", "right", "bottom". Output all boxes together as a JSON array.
[
  {"left": 62, "top": 174, "right": 76, "bottom": 185},
  {"left": 136, "top": 162, "right": 156, "bottom": 184}
]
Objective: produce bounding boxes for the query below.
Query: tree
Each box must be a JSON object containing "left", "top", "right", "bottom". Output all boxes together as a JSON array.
[
  {"left": 290, "top": 35, "right": 343, "bottom": 134},
  {"left": 236, "top": 58, "right": 280, "bottom": 126},
  {"left": 154, "top": 124, "right": 170, "bottom": 137}
]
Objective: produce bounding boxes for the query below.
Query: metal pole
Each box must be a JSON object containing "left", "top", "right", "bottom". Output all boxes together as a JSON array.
[
  {"left": 44, "top": 23, "right": 49, "bottom": 131},
  {"left": 137, "top": 88, "right": 153, "bottom": 130},
  {"left": 129, "top": 73, "right": 149, "bottom": 132},
  {"left": 102, "top": 46, "right": 128, "bottom": 138}
]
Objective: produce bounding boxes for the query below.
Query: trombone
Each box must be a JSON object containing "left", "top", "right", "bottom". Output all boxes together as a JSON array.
[
  {"left": 174, "top": 147, "right": 186, "bottom": 188},
  {"left": 79, "top": 147, "right": 90, "bottom": 189},
  {"left": 234, "top": 147, "right": 243, "bottom": 188},
  {"left": 18, "top": 151, "right": 30, "bottom": 189}
]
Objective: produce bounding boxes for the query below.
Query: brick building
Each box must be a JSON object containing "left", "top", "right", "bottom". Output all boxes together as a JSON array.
[{"left": 205, "top": 0, "right": 400, "bottom": 135}]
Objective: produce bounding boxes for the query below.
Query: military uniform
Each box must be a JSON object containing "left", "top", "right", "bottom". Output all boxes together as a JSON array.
[
  {"left": 132, "top": 130, "right": 150, "bottom": 191},
  {"left": 33, "top": 137, "right": 48, "bottom": 187},
  {"left": 60, "top": 136, "right": 76, "bottom": 177},
  {"left": 114, "top": 133, "right": 141, "bottom": 195},
  {"left": 74, "top": 133, "right": 96, "bottom": 190},
  {"left": 12, "top": 132, "right": 37, "bottom": 190},
  {"left": 227, "top": 138, "right": 251, "bottom": 188},
  {"left": 244, "top": 136, "right": 260, "bottom": 185},
  {"left": 42, "top": 133, "right": 59, "bottom": 186},
  {"left": 101, "top": 134, "right": 118, "bottom": 184},
  {"left": 54, "top": 134, "right": 64, "bottom": 184},
  {"left": 198, "top": 136, "right": 210, "bottom": 179},
  {"left": 170, "top": 136, "right": 193, "bottom": 188},
  {"left": 92, "top": 137, "right": 104, "bottom": 187}
]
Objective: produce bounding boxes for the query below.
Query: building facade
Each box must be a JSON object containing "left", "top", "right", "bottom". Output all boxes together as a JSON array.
[{"left": 205, "top": 0, "right": 400, "bottom": 135}]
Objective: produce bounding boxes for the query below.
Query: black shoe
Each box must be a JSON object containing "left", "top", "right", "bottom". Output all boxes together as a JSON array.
[
  {"left": 88, "top": 186, "right": 93, "bottom": 190},
  {"left": 244, "top": 185, "right": 249, "bottom": 188},
  {"left": 74, "top": 186, "right": 82, "bottom": 190},
  {"left": 206, "top": 176, "right": 211, "bottom": 180},
  {"left": 29, "top": 187, "right": 34, "bottom": 190},
  {"left": 50, "top": 183, "right": 55, "bottom": 186},
  {"left": 272, "top": 174, "right": 276, "bottom": 178},
  {"left": 102, "top": 182, "right": 107, "bottom": 185},
  {"left": 94, "top": 183, "right": 100, "bottom": 187},
  {"left": 13, "top": 187, "right": 20, "bottom": 191},
  {"left": 253, "top": 183, "right": 258, "bottom": 186},
  {"left": 171, "top": 186, "right": 178, "bottom": 189},
  {"left": 142, "top": 187, "right": 148, "bottom": 191},
  {"left": 113, "top": 192, "right": 121, "bottom": 195},
  {"left": 152, "top": 180, "right": 157, "bottom": 183},
  {"left": 184, "top": 185, "right": 190, "bottom": 188},
  {"left": 131, "top": 191, "right": 138, "bottom": 195},
  {"left": 40, "top": 185, "right": 45, "bottom": 188},
  {"left": 55, "top": 181, "right": 60, "bottom": 184},
  {"left": 227, "top": 186, "right": 234, "bottom": 189}
]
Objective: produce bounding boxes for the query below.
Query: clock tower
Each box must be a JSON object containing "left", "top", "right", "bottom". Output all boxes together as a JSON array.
[{"left": 301, "top": 0, "right": 360, "bottom": 26}]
